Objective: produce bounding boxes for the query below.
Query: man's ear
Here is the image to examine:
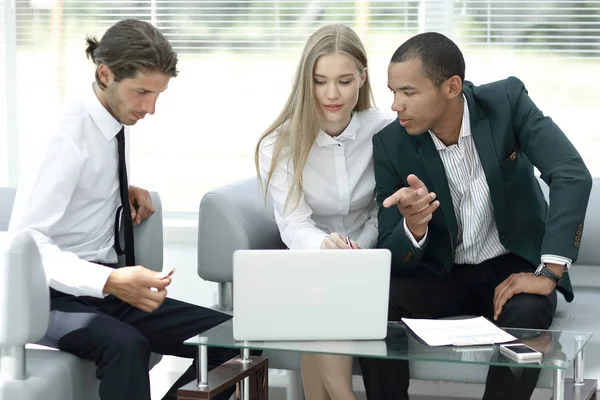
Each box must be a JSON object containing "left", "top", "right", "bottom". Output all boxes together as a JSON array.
[
  {"left": 444, "top": 75, "right": 463, "bottom": 99},
  {"left": 97, "top": 64, "right": 114, "bottom": 87}
]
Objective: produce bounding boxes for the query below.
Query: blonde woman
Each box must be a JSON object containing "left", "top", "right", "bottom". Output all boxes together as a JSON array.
[{"left": 255, "top": 24, "right": 395, "bottom": 400}]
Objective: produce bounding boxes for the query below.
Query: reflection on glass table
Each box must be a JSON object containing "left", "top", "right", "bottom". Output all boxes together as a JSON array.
[{"left": 182, "top": 320, "right": 594, "bottom": 400}]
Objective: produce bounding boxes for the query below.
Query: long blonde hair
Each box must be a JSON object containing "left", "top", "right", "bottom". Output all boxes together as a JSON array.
[{"left": 255, "top": 24, "right": 374, "bottom": 214}]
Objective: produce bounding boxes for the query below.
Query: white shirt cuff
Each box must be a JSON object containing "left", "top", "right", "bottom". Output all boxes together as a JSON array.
[
  {"left": 305, "top": 234, "right": 330, "bottom": 250},
  {"left": 403, "top": 219, "right": 427, "bottom": 249},
  {"left": 75, "top": 263, "right": 115, "bottom": 298},
  {"left": 541, "top": 254, "right": 572, "bottom": 270}
]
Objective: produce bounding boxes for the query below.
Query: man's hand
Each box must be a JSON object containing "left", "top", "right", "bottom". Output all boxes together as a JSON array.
[
  {"left": 321, "top": 233, "right": 357, "bottom": 249},
  {"left": 129, "top": 185, "right": 155, "bottom": 226},
  {"left": 103, "top": 266, "right": 171, "bottom": 312},
  {"left": 382, "top": 174, "right": 439, "bottom": 241},
  {"left": 493, "top": 273, "right": 556, "bottom": 321}
]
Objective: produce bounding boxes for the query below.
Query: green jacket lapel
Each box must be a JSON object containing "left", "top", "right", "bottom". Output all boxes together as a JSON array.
[{"left": 464, "top": 85, "right": 507, "bottom": 234}]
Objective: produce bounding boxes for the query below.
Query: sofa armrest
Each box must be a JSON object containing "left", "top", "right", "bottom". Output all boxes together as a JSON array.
[
  {"left": 117, "top": 191, "right": 164, "bottom": 272},
  {"left": 0, "top": 231, "right": 49, "bottom": 378},
  {"left": 0, "top": 231, "right": 49, "bottom": 345},
  {"left": 197, "top": 177, "right": 285, "bottom": 283}
]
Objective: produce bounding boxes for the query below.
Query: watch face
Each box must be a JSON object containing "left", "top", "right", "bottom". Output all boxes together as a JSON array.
[{"left": 535, "top": 264, "right": 544, "bottom": 274}]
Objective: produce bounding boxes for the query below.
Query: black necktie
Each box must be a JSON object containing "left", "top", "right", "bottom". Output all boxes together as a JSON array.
[{"left": 115, "top": 127, "right": 136, "bottom": 266}]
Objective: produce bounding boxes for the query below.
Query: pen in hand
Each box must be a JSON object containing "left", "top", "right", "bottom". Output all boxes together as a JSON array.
[{"left": 344, "top": 236, "right": 354, "bottom": 249}]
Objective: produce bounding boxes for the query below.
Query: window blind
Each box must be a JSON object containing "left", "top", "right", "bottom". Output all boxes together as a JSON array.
[{"left": 4, "top": 0, "right": 600, "bottom": 213}]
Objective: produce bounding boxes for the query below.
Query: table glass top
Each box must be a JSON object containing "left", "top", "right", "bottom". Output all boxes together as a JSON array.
[{"left": 184, "top": 320, "right": 592, "bottom": 370}]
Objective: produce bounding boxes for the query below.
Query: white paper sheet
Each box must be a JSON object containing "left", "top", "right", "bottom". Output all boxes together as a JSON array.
[{"left": 402, "top": 316, "right": 517, "bottom": 346}]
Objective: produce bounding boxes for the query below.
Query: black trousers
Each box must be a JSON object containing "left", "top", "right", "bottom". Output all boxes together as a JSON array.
[
  {"left": 40, "top": 289, "right": 238, "bottom": 400},
  {"left": 359, "top": 253, "right": 557, "bottom": 400}
]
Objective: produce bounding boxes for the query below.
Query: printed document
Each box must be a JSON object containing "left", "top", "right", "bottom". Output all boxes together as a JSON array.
[{"left": 402, "top": 316, "right": 517, "bottom": 346}]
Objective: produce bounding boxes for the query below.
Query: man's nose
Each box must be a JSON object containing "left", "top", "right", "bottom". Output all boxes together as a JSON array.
[
  {"left": 143, "top": 96, "right": 157, "bottom": 115},
  {"left": 391, "top": 99, "right": 406, "bottom": 113}
]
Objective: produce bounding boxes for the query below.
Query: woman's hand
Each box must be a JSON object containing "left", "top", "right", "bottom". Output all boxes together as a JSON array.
[{"left": 320, "top": 232, "right": 358, "bottom": 249}]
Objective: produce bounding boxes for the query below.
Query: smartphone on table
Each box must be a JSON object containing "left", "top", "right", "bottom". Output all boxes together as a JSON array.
[{"left": 499, "top": 343, "right": 543, "bottom": 362}]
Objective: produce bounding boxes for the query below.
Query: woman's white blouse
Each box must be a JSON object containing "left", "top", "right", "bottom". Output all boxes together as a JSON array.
[{"left": 259, "top": 108, "right": 396, "bottom": 250}]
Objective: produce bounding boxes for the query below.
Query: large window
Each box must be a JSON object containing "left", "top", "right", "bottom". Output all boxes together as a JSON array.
[{"left": 2, "top": 0, "right": 599, "bottom": 215}]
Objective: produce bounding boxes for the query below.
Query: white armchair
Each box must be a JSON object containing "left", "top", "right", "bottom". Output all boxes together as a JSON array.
[
  {"left": 0, "top": 230, "right": 52, "bottom": 398},
  {"left": 0, "top": 188, "right": 164, "bottom": 400}
]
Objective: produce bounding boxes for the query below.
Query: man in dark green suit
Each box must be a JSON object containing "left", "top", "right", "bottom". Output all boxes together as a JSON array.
[{"left": 358, "top": 32, "right": 592, "bottom": 400}]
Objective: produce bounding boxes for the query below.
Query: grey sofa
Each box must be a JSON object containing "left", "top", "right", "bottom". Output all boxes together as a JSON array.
[
  {"left": 197, "top": 176, "right": 600, "bottom": 397},
  {"left": 0, "top": 187, "right": 164, "bottom": 400}
]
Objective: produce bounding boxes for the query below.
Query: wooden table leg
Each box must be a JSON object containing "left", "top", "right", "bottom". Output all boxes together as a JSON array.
[{"left": 178, "top": 355, "right": 268, "bottom": 400}]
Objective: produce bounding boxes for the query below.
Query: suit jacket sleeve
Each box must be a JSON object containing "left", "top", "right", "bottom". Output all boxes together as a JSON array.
[
  {"left": 373, "top": 133, "right": 427, "bottom": 272},
  {"left": 506, "top": 76, "right": 592, "bottom": 261}
]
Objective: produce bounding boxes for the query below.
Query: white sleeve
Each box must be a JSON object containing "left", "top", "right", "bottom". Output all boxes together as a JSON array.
[
  {"left": 403, "top": 218, "right": 428, "bottom": 248},
  {"left": 540, "top": 255, "right": 572, "bottom": 270},
  {"left": 9, "top": 136, "right": 114, "bottom": 298},
  {"left": 258, "top": 139, "right": 328, "bottom": 250}
]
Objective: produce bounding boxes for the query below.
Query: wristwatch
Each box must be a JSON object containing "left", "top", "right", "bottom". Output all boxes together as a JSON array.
[{"left": 534, "top": 263, "right": 562, "bottom": 285}]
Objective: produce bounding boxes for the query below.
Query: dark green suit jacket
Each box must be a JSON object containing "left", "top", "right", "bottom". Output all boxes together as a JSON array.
[{"left": 373, "top": 76, "right": 592, "bottom": 302}]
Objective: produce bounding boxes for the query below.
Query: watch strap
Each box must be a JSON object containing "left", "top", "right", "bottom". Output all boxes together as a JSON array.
[{"left": 537, "top": 264, "right": 561, "bottom": 285}]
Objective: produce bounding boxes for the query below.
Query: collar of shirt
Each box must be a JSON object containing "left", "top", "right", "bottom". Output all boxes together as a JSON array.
[
  {"left": 83, "top": 83, "right": 124, "bottom": 142},
  {"left": 429, "top": 95, "right": 471, "bottom": 151},
  {"left": 315, "top": 112, "right": 360, "bottom": 147}
]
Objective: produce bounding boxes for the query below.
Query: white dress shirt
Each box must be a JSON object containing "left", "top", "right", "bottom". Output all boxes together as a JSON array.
[
  {"left": 405, "top": 96, "right": 571, "bottom": 268},
  {"left": 9, "top": 85, "right": 130, "bottom": 298},
  {"left": 259, "top": 108, "right": 396, "bottom": 250}
]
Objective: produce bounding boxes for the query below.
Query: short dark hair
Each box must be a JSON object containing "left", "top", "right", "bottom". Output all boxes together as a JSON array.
[
  {"left": 391, "top": 32, "right": 465, "bottom": 88},
  {"left": 85, "top": 19, "right": 178, "bottom": 90}
]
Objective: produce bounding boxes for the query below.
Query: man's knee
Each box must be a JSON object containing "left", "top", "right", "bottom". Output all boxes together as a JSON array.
[
  {"left": 499, "top": 291, "right": 557, "bottom": 329},
  {"left": 103, "top": 326, "right": 151, "bottom": 362}
]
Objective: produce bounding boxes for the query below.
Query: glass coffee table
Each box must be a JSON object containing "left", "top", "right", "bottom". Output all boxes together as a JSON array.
[{"left": 179, "top": 320, "right": 595, "bottom": 400}]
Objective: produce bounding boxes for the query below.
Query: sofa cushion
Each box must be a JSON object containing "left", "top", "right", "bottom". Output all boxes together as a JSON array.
[{"left": 0, "top": 348, "right": 100, "bottom": 400}]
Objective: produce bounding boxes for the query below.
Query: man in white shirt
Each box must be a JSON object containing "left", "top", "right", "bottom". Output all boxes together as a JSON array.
[
  {"left": 359, "top": 32, "right": 592, "bottom": 399},
  {"left": 9, "top": 19, "right": 236, "bottom": 400}
]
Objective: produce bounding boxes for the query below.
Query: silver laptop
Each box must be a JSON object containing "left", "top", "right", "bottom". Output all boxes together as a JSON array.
[{"left": 232, "top": 249, "right": 391, "bottom": 341}]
